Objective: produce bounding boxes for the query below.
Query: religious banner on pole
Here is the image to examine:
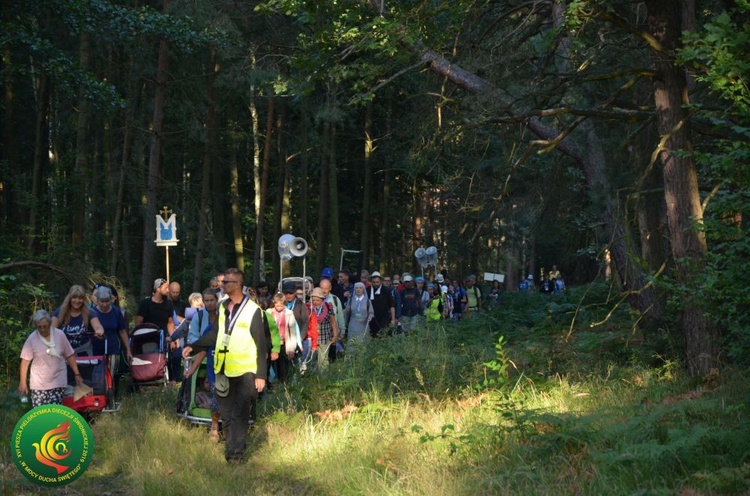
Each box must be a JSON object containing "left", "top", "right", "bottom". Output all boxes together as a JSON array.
[
  {"left": 155, "top": 206, "right": 178, "bottom": 282},
  {"left": 155, "top": 206, "right": 178, "bottom": 247}
]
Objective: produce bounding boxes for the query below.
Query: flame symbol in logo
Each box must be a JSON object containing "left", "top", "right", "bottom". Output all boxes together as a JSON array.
[{"left": 32, "top": 420, "right": 71, "bottom": 474}]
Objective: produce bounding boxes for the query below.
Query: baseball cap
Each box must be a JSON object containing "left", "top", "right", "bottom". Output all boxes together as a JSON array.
[
  {"left": 282, "top": 281, "right": 296, "bottom": 294},
  {"left": 436, "top": 274, "right": 444, "bottom": 283},
  {"left": 321, "top": 267, "right": 334, "bottom": 278},
  {"left": 403, "top": 274, "right": 414, "bottom": 282},
  {"left": 153, "top": 278, "right": 167, "bottom": 290}
]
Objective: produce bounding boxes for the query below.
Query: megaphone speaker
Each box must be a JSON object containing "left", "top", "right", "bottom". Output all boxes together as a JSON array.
[{"left": 290, "top": 237, "right": 308, "bottom": 257}]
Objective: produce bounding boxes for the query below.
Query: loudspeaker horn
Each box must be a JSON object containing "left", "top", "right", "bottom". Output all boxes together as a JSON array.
[
  {"left": 278, "top": 234, "right": 296, "bottom": 261},
  {"left": 289, "top": 237, "right": 308, "bottom": 257},
  {"left": 425, "top": 246, "right": 438, "bottom": 267},
  {"left": 414, "top": 247, "right": 428, "bottom": 268}
]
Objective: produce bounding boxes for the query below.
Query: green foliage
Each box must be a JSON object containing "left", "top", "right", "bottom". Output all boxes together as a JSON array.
[
  {"left": 478, "top": 335, "right": 512, "bottom": 390},
  {"left": 679, "top": 6, "right": 750, "bottom": 117},
  {"left": 255, "top": 0, "right": 474, "bottom": 103},
  {"left": 0, "top": 0, "right": 219, "bottom": 112},
  {"left": 0, "top": 274, "right": 55, "bottom": 389},
  {"left": 2, "top": 281, "right": 750, "bottom": 494}
]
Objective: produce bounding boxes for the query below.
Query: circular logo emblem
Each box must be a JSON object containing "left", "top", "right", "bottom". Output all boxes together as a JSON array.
[{"left": 11, "top": 404, "right": 94, "bottom": 487}]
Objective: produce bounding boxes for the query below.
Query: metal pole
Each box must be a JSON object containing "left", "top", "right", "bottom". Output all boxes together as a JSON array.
[
  {"left": 302, "top": 257, "right": 307, "bottom": 304},
  {"left": 166, "top": 246, "right": 170, "bottom": 282}
]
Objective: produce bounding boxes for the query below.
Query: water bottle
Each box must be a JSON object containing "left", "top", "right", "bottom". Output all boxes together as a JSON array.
[{"left": 20, "top": 395, "right": 29, "bottom": 405}]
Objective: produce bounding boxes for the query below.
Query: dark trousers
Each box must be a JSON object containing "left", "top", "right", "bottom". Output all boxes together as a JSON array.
[
  {"left": 369, "top": 315, "right": 391, "bottom": 338},
  {"left": 273, "top": 354, "right": 292, "bottom": 383},
  {"left": 168, "top": 348, "right": 183, "bottom": 382},
  {"left": 217, "top": 372, "right": 258, "bottom": 461}
]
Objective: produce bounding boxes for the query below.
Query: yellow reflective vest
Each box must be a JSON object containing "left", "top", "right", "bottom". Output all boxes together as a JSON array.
[
  {"left": 214, "top": 298, "right": 261, "bottom": 377},
  {"left": 425, "top": 297, "right": 442, "bottom": 322}
]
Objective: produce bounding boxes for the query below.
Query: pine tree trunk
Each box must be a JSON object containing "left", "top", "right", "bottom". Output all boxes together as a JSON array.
[
  {"left": 328, "top": 121, "right": 341, "bottom": 273},
  {"left": 646, "top": 0, "right": 721, "bottom": 376},
  {"left": 381, "top": 98, "right": 393, "bottom": 271},
  {"left": 193, "top": 44, "right": 219, "bottom": 291},
  {"left": 229, "top": 135, "right": 244, "bottom": 271},
  {"left": 361, "top": 103, "right": 374, "bottom": 266},
  {"left": 252, "top": 94, "right": 274, "bottom": 285},
  {"left": 272, "top": 100, "right": 288, "bottom": 283},
  {"left": 299, "top": 98, "right": 310, "bottom": 242},
  {"left": 316, "top": 122, "right": 331, "bottom": 274},
  {"left": 2, "top": 40, "right": 19, "bottom": 230},
  {"left": 28, "top": 68, "right": 49, "bottom": 252},
  {"left": 141, "top": 11, "right": 170, "bottom": 296},
  {"left": 412, "top": 181, "right": 423, "bottom": 274},
  {"left": 111, "top": 54, "right": 138, "bottom": 276}
]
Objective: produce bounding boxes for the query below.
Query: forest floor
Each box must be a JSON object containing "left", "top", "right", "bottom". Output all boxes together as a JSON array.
[{"left": 2, "top": 286, "right": 749, "bottom": 495}]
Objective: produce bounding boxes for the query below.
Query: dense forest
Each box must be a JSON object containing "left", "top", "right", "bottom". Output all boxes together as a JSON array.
[{"left": 1, "top": 0, "right": 749, "bottom": 379}]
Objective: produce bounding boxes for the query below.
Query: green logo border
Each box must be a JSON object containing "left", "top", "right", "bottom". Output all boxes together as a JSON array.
[{"left": 11, "top": 404, "right": 94, "bottom": 487}]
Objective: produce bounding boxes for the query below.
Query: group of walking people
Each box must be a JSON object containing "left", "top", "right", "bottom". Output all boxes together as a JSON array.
[
  {"left": 18, "top": 263, "right": 543, "bottom": 464},
  {"left": 18, "top": 284, "right": 131, "bottom": 408}
]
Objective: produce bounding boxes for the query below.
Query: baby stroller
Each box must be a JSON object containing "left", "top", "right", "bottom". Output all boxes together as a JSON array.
[
  {"left": 63, "top": 354, "right": 120, "bottom": 414},
  {"left": 175, "top": 357, "right": 212, "bottom": 427},
  {"left": 129, "top": 323, "right": 169, "bottom": 387}
]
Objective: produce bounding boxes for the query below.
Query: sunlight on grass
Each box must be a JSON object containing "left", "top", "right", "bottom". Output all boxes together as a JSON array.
[{"left": 2, "top": 289, "right": 749, "bottom": 494}]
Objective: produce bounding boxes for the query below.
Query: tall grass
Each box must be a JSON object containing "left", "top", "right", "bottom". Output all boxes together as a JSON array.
[{"left": 2, "top": 285, "right": 749, "bottom": 495}]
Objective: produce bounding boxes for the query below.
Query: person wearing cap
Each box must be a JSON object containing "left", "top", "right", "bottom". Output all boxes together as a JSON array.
[
  {"left": 519, "top": 274, "right": 534, "bottom": 292},
  {"left": 135, "top": 278, "right": 175, "bottom": 332},
  {"left": 308, "top": 287, "right": 340, "bottom": 370},
  {"left": 367, "top": 271, "right": 396, "bottom": 338},
  {"left": 320, "top": 267, "right": 335, "bottom": 286},
  {"left": 282, "top": 281, "right": 311, "bottom": 374},
  {"left": 398, "top": 275, "right": 423, "bottom": 332},
  {"left": 415, "top": 276, "right": 430, "bottom": 309}
]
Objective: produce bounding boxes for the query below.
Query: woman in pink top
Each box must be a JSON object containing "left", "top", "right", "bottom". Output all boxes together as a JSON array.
[{"left": 18, "top": 309, "right": 83, "bottom": 407}]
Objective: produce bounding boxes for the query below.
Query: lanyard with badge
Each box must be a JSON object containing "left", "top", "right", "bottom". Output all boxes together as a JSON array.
[{"left": 220, "top": 296, "right": 250, "bottom": 351}]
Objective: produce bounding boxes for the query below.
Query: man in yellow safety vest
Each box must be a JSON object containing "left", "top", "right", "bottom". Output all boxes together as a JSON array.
[{"left": 183, "top": 268, "right": 268, "bottom": 463}]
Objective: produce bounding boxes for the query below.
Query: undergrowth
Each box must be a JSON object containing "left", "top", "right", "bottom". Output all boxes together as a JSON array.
[{"left": 1, "top": 284, "right": 749, "bottom": 495}]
